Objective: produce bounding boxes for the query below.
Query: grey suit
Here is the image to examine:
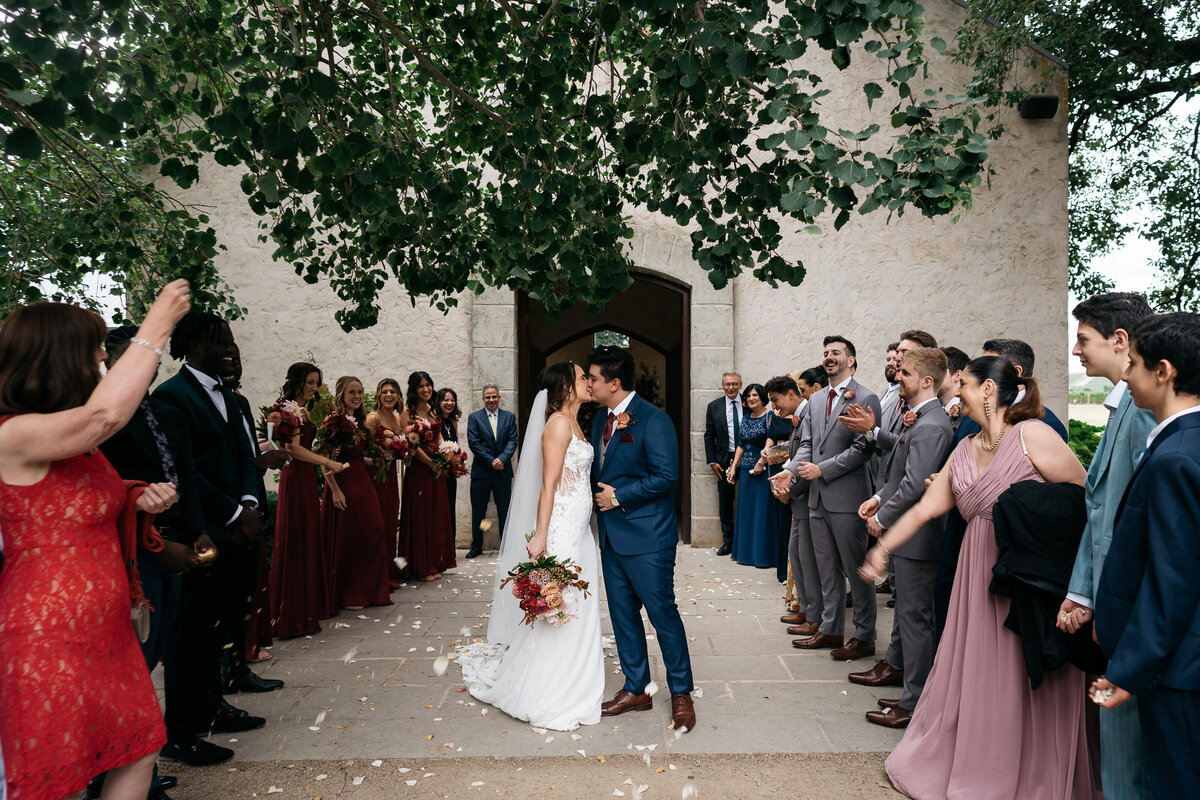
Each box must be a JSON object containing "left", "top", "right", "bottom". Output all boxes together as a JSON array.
[
  {"left": 869, "top": 384, "right": 902, "bottom": 483},
  {"left": 785, "top": 377, "right": 882, "bottom": 640},
  {"left": 784, "top": 400, "right": 821, "bottom": 624},
  {"left": 875, "top": 398, "right": 952, "bottom": 710}
]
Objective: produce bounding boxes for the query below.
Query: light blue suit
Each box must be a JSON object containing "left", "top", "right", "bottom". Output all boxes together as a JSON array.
[{"left": 1067, "top": 387, "right": 1156, "bottom": 800}]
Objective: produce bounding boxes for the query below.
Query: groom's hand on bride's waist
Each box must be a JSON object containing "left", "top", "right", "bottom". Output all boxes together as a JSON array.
[{"left": 594, "top": 482, "right": 619, "bottom": 512}]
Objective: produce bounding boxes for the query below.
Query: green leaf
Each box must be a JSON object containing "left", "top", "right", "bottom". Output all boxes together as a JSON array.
[
  {"left": 4, "top": 126, "right": 41, "bottom": 159},
  {"left": 863, "top": 82, "right": 884, "bottom": 109}
]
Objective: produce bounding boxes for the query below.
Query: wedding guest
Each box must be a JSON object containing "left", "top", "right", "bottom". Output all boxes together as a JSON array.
[
  {"left": 0, "top": 281, "right": 190, "bottom": 800},
  {"left": 466, "top": 383, "right": 518, "bottom": 558},
  {"left": 366, "top": 378, "right": 403, "bottom": 588},
  {"left": 765, "top": 375, "right": 819, "bottom": 629},
  {"left": 848, "top": 348, "right": 952, "bottom": 729},
  {"left": 881, "top": 343, "right": 902, "bottom": 414},
  {"left": 1055, "top": 292, "right": 1156, "bottom": 799},
  {"left": 728, "top": 383, "right": 790, "bottom": 576},
  {"left": 938, "top": 346, "right": 971, "bottom": 422},
  {"left": 982, "top": 338, "right": 1069, "bottom": 440},
  {"left": 861, "top": 355, "right": 1099, "bottom": 799},
  {"left": 321, "top": 376, "right": 392, "bottom": 611},
  {"left": 270, "top": 362, "right": 346, "bottom": 638},
  {"left": 704, "top": 371, "right": 744, "bottom": 556},
  {"left": 154, "top": 311, "right": 275, "bottom": 766},
  {"left": 774, "top": 336, "right": 881, "bottom": 660},
  {"left": 436, "top": 388, "right": 463, "bottom": 529},
  {"left": 399, "top": 372, "right": 457, "bottom": 579},
  {"left": 1091, "top": 312, "right": 1200, "bottom": 800}
]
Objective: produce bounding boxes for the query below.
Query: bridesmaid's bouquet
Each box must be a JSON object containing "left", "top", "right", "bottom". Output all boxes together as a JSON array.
[
  {"left": 315, "top": 409, "right": 359, "bottom": 454},
  {"left": 403, "top": 417, "right": 439, "bottom": 459},
  {"left": 499, "top": 553, "right": 591, "bottom": 628},
  {"left": 433, "top": 440, "right": 469, "bottom": 478},
  {"left": 371, "top": 426, "right": 409, "bottom": 482},
  {"left": 258, "top": 398, "right": 304, "bottom": 445}
]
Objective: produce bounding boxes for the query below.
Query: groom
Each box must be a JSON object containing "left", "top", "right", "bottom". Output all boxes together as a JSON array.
[{"left": 587, "top": 346, "right": 696, "bottom": 733}]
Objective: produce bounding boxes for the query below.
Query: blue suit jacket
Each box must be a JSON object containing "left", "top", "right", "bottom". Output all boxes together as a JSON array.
[
  {"left": 590, "top": 393, "right": 679, "bottom": 556},
  {"left": 466, "top": 408, "right": 518, "bottom": 478},
  {"left": 1067, "top": 389, "right": 1157, "bottom": 600},
  {"left": 1095, "top": 411, "right": 1200, "bottom": 694}
]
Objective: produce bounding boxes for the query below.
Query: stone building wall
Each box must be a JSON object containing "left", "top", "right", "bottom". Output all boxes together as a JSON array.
[{"left": 162, "top": 0, "right": 1068, "bottom": 548}]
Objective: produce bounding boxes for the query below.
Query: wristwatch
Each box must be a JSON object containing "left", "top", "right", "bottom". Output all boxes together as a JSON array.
[
  {"left": 611, "top": 492, "right": 620, "bottom": 507},
  {"left": 865, "top": 426, "right": 878, "bottom": 442}
]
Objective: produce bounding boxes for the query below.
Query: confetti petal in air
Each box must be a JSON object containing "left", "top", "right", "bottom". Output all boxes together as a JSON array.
[
  {"left": 682, "top": 783, "right": 698, "bottom": 799},
  {"left": 342, "top": 646, "right": 359, "bottom": 664},
  {"left": 433, "top": 655, "right": 449, "bottom": 676},
  {"left": 394, "top": 556, "right": 408, "bottom": 570},
  {"left": 644, "top": 681, "right": 660, "bottom": 697},
  {"left": 314, "top": 710, "right": 327, "bottom": 726}
]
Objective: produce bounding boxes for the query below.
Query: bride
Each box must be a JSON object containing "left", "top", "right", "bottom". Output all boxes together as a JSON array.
[{"left": 455, "top": 362, "right": 605, "bottom": 731}]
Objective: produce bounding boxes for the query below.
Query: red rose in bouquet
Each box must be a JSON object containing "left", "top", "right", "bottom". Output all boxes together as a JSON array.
[
  {"left": 371, "top": 426, "right": 410, "bottom": 482},
  {"left": 403, "top": 417, "right": 438, "bottom": 460},
  {"left": 257, "top": 398, "right": 304, "bottom": 444},
  {"left": 433, "top": 440, "right": 469, "bottom": 478},
  {"left": 499, "top": 551, "right": 591, "bottom": 628},
  {"left": 315, "top": 409, "right": 359, "bottom": 454}
]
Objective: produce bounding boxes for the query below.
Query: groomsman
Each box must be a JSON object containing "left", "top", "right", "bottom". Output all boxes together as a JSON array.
[
  {"left": 1056, "top": 292, "right": 1156, "bottom": 800},
  {"left": 848, "top": 348, "right": 952, "bottom": 728},
  {"left": 764, "top": 376, "right": 821, "bottom": 634},
  {"left": 773, "top": 336, "right": 881, "bottom": 660},
  {"left": 153, "top": 312, "right": 268, "bottom": 766},
  {"left": 1092, "top": 312, "right": 1200, "bottom": 800},
  {"left": 704, "top": 372, "right": 743, "bottom": 556},
  {"left": 466, "top": 384, "right": 519, "bottom": 558}
]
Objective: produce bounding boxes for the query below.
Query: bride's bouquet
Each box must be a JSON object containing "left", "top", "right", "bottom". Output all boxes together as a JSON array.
[{"left": 499, "top": 553, "right": 591, "bottom": 628}]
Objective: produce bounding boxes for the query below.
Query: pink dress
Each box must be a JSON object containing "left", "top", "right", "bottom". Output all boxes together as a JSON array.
[{"left": 885, "top": 421, "right": 1100, "bottom": 800}]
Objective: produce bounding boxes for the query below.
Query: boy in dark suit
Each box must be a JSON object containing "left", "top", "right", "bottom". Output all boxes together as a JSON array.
[{"left": 1092, "top": 312, "right": 1200, "bottom": 799}]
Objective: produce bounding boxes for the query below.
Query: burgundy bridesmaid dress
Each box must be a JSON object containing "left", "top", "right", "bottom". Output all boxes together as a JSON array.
[
  {"left": 398, "top": 455, "right": 456, "bottom": 580},
  {"left": 323, "top": 438, "right": 392, "bottom": 610},
  {"left": 269, "top": 419, "right": 329, "bottom": 637},
  {"left": 372, "top": 458, "right": 401, "bottom": 589}
]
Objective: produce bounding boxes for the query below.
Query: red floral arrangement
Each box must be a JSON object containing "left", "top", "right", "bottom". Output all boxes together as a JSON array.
[
  {"left": 403, "top": 417, "right": 439, "bottom": 459},
  {"left": 499, "top": 553, "right": 591, "bottom": 627},
  {"left": 257, "top": 398, "right": 303, "bottom": 444},
  {"left": 315, "top": 409, "right": 360, "bottom": 454},
  {"left": 371, "top": 426, "right": 410, "bottom": 481},
  {"left": 433, "top": 440, "right": 469, "bottom": 478}
]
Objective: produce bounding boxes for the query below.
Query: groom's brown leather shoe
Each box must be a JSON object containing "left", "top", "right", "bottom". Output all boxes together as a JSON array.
[
  {"left": 865, "top": 706, "right": 912, "bottom": 728},
  {"left": 671, "top": 694, "right": 696, "bottom": 732},
  {"left": 787, "top": 622, "right": 819, "bottom": 636},
  {"left": 780, "top": 612, "right": 806, "bottom": 625},
  {"left": 793, "top": 632, "right": 842, "bottom": 649},
  {"left": 601, "top": 690, "right": 653, "bottom": 716},
  {"left": 831, "top": 638, "right": 876, "bottom": 661},
  {"left": 848, "top": 659, "right": 904, "bottom": 686}
]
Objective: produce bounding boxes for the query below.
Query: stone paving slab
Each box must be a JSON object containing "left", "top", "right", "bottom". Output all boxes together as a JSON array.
[{"left": 161, "top": 545, "right": 905, "bottom": 762}]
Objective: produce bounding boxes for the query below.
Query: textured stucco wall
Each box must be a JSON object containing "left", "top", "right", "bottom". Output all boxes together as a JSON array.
[{"left": 166, "top": 0, "right": 1067, "bottom": 548}]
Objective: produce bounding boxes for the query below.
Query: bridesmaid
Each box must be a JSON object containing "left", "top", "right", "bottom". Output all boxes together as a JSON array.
[
  {"left": 320, "top": 376, "right": 392, "bottom": 612},
  {"left": 269, "top": 362, "right": 346, "bottom": 638},
  {"left": 436, "top": 387, "right": 462, "bottom": 531},
  {"left": 397, "top": 371, "right": 456, "bottom": 582},
  {"left": 366, "top": 378, "right": 403, "bottom": 590}
]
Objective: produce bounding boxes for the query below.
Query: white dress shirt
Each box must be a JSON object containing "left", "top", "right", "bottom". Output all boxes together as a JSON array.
[{"left": 725, "top": 395, "right": 742, "bottom": 451}]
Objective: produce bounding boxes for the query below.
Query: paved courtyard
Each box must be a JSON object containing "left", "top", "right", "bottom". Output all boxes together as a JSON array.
[{"left": 144, "top": 545, "right": 906, "bottom": 798}]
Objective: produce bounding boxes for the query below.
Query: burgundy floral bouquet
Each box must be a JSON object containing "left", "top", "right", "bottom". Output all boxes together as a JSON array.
[
  {"left": 499, "top": 552, "right": 591, "bottom": 628},
  {"left": 402, "top": 417, "right": 438, "bottom": 462},
  {"left": 315, "top": 409, "right": 359, "bottom": 455},
  {"left": 371, "top": 426, "right": 409, "bottom": 482},
  {"left": 259, "top": 398, "right": 304, "bottom": 445},
  {"left": 433, "top": 440, "right": 469, "bottom": 478}
]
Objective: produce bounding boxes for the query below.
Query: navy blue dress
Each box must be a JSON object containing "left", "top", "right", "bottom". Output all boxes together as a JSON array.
[{"left": 732, "top": 411, "right": 791, "bottom": 577}]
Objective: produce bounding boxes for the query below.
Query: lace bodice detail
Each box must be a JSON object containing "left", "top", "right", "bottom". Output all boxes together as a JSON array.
[{"left": 546, "top": 436, "right": 594, "bottom": 558}]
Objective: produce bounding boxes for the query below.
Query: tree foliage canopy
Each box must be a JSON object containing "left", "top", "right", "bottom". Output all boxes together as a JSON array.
[
  {"left": 954, "top": 0, "right": 1200, "bottom": 307},
  {"left": 1, "top": 0, "right": 994, "bottom": 328}
]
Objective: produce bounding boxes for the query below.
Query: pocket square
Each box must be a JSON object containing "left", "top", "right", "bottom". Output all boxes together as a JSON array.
[{"left": 620, "top": 433, "right": 635, "bottom": 443}]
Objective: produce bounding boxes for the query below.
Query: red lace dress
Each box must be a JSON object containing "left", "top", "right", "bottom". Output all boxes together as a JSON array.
[{"left": 0, "top": 446, "right": 166, "bottom": 800}]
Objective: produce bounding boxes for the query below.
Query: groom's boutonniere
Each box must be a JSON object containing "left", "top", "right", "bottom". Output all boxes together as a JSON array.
[
  {"left": 843, "top": 388, "right": 856, "bottom": 401},
  {"left": 902, "top": 409, "right": 920, "bottom": 428},
  {"left": 616, "top": 412, "right": 636, "bottom": 442}
]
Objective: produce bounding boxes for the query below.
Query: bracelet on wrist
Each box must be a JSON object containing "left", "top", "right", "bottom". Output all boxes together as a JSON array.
[
  {"left": 130, "top": 337, "right": 164, "bottom": 357},
  {"left": 876, "top": 540, "right": 891, "bottom": 558}
]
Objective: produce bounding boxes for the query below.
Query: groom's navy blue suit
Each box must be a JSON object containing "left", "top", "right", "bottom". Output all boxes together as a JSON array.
[{"left": 591, "top": 392, "right": 694, "bottom": 696}]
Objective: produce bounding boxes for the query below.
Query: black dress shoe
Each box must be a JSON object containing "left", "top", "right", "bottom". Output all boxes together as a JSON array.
[
  {"left": 846, "top": 594, "right": 854, "bottom": 608},
  {"left": 157, "top": 776, "right": 179, "bottom": 791},
  {"left": 716, "top": 544, "right": 732, "bottom": 556},
  {"left": 886, "top": 598, "right": 896, "bottom": 609},
  {"left": 466, "top": 549, "right": 482, "bottom": 558},
  {"left": 211, "top": 701, "right": 267, "bottom": 733},
  {"left": 223, "top": 671, "right": 284, "bottom": 694},
  {"left": 160, "top": 739, "right": 234, "bottom": 766},
  {"left": 148, "top": 788, "right": 175, "bottom": 800}
]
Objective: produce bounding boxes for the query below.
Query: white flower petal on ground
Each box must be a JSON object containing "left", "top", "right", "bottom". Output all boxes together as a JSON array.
[
  {"left": 406, "top": 779, "right": 417, "bottom": 786},
  {"left": 371, "top": 759, "right": 382, "bottom": 767},
  {"left": 307, "top": 726, "right": 320, "bottom": 732},
  {"left": 694, "top": 687, "right": 703, "bottom": 699},
  {"left": 613, "top": 790, "right": 625, "bottom": 797},
  {"left": 342, "top": 645, "right": 359, "bottom": 664},
  {"left": 352, "top": 776, "right": 364, "bottom": 786},
  {"left": 315, "top": 774, "right": 328, "bottom": 781},
  {"left": 267, "top": 787, "right": 283, "bottom": 794},
  {"left": 398, "top": 768, "right": 411, "bottom": 773},
  {"left": 673, "top": 726, "right": 689, "bottom": 740},
  {"left": 471, "top": 781, "right": 485, "bottom": 786}
]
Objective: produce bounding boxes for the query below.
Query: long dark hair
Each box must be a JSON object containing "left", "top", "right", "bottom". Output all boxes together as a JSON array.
[
  {"left": 281, "top": 362, "right": 322, "bottom": 407},
  {"left": 333, "top": 375, "right": 367, "bottom": 427},
  {"left": 963, "top": 355, "right": 1043, "bottom": 425},
  {"left": 374, "top": 378, "right": 402, "bottom": 413},
  {"left": 436, "top": 387, "right": 461, "bottom": 422},
  {"left": 405, "top": 371, "right": 434, "bottom": 416},
  {"left": 539, "top": 361, "right": 579, "bottom": 419},
  {"left": 0, "top": 302, "right": 107, "bottom": 415}
]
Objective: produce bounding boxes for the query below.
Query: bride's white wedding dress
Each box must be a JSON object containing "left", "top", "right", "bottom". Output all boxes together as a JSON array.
[{"left": 455, "top": 433, "right": 604, "bottom": 731}]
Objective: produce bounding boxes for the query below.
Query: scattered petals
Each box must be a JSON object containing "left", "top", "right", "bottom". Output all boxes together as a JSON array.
[
  {"left": 434, "top": 655, "right": 449, "bottom": 676},
  {"left": 352, "top": 776, "right": 364, "bottom": 786}
]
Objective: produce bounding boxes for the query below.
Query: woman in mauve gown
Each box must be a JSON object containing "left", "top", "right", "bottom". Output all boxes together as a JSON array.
[
  {"left": 366, "top": 378, "right": 403, "bottom": 589},
  {"left": 860, "top": 356, "right": 1101, "bottom": 800},
  {"left": 320, "top": 376, "right": 392, "bottom": 612},
  {"left": 269, "top": 362, "right": 347, "bottom": 637},
  {"left": 397, "top": 371, "right": 456, "bottom": 582}
]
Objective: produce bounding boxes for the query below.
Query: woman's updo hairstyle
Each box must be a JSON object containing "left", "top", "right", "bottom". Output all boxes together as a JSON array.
[
  {"left": 539, "top": 361, "right": 578, "bottom": 420},
  {"left": 963, "top": 355, "right": 1043, "bottom": 425}
]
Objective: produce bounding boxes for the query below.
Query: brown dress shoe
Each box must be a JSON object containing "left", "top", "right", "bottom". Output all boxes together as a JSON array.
[
  {"left": 787, "top": 622, "right": 819, "bottom": 636},
  {"left": 780, "top": 612, "right": 806, "bottom": 625},
  {"left": 831, "top": 638, "right": 876, "bottom": 661},
  {"left": 671, "top": 694, "right": 696, "bottom": 731},
  {"left": 601, "top": 690, "right": 653, "bottom": 716},
  {"left": 848, "top": 659, "right": 904, "bottom": 687},
  {"left": 875, "top": 581, "right": 892, "bottom": 594},
  {"left": 877, "top": 697, "right": 902, "bottom": 710},
  {"left": 865, "top": 706, "right": 912, "bottom": 728},
  {"left": 793, "top": 632, "right": 843, "bottom": 649}
]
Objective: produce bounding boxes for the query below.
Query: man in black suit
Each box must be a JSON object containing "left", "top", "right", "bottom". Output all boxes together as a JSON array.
[
  {"left": 153, "top": 312, "right": 274, "bottom": 766},
  {"left": 703, "top": 372, "right": 743, "bottom": 556},
  {"left": 465, "top": 384, "right": 519, "bottom": 558}
]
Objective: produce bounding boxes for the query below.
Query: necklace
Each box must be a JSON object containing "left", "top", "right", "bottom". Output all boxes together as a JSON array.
[{"left": 979, "top": 422, "right": 1009, "bottom": 452}]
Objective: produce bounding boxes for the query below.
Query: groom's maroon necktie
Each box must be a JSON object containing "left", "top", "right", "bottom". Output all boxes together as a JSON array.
[
  {"left": 826, "top": 387, "right": 836, "bottom": 416},
  {"left": 603, "top": 411, "right": 615, "bottom": 446}
]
